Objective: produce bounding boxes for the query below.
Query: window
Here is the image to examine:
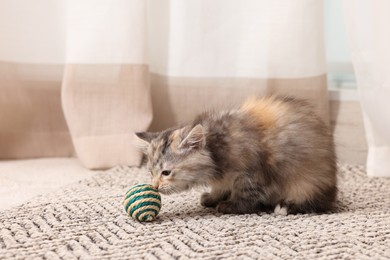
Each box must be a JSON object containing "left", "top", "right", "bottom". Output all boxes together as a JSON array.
[{"left": 324, "top": 0, "right": 356, "bottom": 90}]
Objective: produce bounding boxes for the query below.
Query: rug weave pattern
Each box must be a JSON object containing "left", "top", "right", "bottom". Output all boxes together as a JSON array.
[{"left": 1, "top": 165, "right": 390, "bottom": 259}]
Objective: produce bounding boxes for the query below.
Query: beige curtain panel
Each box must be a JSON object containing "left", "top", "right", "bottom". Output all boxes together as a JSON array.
[{"left": 0, "top": 0, "right": 328, "bottom": 169}]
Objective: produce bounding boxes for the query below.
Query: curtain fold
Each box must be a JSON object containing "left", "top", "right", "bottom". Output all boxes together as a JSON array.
[
  {"left": 343, "top": 0, "right": 390, "bottom": 177},
  {"left": 0, "top": 0, "right": 328, "bottom": 169},
  {"left": 62, "top": 64, "right": 152, "bottom": 169}
]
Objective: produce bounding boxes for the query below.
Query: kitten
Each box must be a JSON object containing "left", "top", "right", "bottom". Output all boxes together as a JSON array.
[{"left": 135, "top": 96, "right": 337, "bottom": 215}]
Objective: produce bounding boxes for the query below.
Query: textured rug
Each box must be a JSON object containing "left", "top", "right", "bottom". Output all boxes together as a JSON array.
[{"left": 1, "top": 165, "right": 390, "bottom": 259}]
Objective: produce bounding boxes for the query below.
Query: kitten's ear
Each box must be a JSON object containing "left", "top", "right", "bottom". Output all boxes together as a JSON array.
[
  {"left": 178, "top": 124, "right": 205, "bottom": 151},
  {"left": 134, "top": 132, "right": 158, "bottom": 151},
  {"left": 135, "top": 132, "right": 158, "bottom": 143}
]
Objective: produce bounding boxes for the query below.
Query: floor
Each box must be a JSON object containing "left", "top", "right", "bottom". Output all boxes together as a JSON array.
[
  {"left": 0, "top": 100, "right": 368, "bottom": 211},
  {"left": 330, "top": 100, "right": 367, "bottom": 165},
  {"left": 0, "top": 158, "right": 94, "bottom": 210}
]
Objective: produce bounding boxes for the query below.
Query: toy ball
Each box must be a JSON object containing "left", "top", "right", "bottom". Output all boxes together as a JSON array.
[{"left": 123, "top": 184, "right": 161, "bottom": 222}]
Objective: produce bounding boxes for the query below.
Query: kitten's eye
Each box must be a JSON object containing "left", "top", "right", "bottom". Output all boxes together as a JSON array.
[{"left": 161, "top": 170, "right": 171, "bottom": 176}]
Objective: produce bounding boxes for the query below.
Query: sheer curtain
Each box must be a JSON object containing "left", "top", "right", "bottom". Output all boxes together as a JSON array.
[
  {"left": 0, "top": 0, "right": 152, "bottom": 169},
  {"left": 0, "top": 0, "right": 328, "bottom": 169},
  {"left": 343, "top": 0, "right": 390, "bottom": 177}
]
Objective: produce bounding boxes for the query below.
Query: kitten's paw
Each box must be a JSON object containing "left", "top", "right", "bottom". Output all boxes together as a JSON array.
[
  {"left": 216, "top": 201, "right": 236, "bottom": 214},
  {"left": 274, "top": 204, "right": 288, "bottom": 216},
  {"left": 200, "top": 193, "right": 218, "bottom": 208}
]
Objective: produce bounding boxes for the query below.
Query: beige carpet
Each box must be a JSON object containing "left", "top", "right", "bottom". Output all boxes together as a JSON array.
[{"left": 0, "top": 164, "right": 389, "bottom": 259}]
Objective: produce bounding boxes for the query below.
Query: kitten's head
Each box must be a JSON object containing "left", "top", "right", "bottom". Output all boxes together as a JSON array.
[{"left": 135, "top": 124, "right": 215, "bottom": 194}]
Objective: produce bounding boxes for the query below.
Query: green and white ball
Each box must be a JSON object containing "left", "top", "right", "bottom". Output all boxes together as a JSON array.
[{"left": 123, "top": 184, "right": 161, "bottom": 222}]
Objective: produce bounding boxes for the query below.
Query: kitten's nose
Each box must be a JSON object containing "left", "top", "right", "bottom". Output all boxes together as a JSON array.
[
  {"left": 152, "top": 182, "right": 159, "bottom": 190},
  {"left": 151, "top": 178, "right": 160, "bottom": 190}
]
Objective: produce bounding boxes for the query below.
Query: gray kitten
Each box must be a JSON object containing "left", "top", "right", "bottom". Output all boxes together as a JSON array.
[{"left": 135, "top": 96, "right": 337, "bottom": 215}]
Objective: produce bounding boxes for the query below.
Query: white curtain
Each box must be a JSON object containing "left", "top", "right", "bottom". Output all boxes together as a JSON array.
[
  {"left": 148, "top": 0, "right": 329, "bottom": 130},
  {"left": 0, "top": 0, "right": 328, "bottom": 169},
  {"left": 343, "top": 0, "right": 390, "bottom": 177}
]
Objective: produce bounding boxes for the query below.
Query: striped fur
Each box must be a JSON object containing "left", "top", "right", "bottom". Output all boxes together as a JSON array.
[{"left": 135, "top": 96, "right": 337, "bottom": 215}]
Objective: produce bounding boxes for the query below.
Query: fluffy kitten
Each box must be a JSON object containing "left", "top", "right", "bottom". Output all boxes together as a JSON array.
[{"left": 135, "top": 96, "right": 337, "bottom": 215}]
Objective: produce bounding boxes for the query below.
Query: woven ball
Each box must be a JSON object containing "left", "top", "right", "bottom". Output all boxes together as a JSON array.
[{"left": 123, "top": 184, "right": 161, "bottom": 222}]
